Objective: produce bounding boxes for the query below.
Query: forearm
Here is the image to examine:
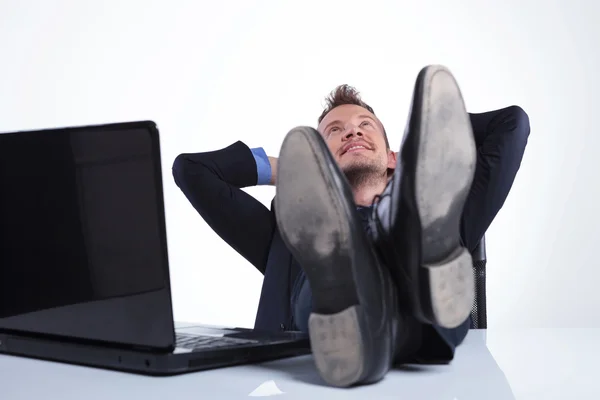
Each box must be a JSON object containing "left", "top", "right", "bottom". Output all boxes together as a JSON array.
[
  {"left": 175, "top": 141, "right": 259, "bottom": 189},
  {"left": 267, "top": 156, "right": 278, "bottom": 185}
]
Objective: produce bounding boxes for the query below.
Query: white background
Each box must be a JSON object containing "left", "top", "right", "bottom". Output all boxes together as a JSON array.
[{"left": 1, "top": 0, "right": 598, "bottom": 333}]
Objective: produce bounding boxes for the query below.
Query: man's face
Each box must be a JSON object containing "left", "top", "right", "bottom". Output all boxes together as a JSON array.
[{"left": 317, "top": 104, "right": 396, "bottom": 180}]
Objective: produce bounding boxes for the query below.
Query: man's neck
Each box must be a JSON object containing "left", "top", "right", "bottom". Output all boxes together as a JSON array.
[{"left": 352, "top": 180, "right": 388, "bottom": 207}]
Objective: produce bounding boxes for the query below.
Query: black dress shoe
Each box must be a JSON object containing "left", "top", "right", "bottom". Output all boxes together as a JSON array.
[
  {"left": 274, "top": 127, "right": 398, "bottom": 387},
  {"left": 370, "top": 65, "right": 476, "bottom": 329}
]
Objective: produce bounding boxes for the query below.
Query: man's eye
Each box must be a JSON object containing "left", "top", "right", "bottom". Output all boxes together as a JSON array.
[
  {"left": 330, "top": 127, "right": 341, "bottom": 133},
  {"left": 360, "top": 121, "right": 371, "bottom": 127}
]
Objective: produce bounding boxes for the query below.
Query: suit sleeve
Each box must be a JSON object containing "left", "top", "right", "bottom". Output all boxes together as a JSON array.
[
  {"left": 172, "top": 141, "right": 275, "bottom": 274},
  {"left": 461, "top": 106, "right": 530, "bottom": 251}
]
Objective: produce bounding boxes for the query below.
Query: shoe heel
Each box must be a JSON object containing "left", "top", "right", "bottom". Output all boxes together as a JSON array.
[
  {"left": 308, "top": 306, "right": 367, "bottom": 387},
  {"left": 423, "top": 247, "right": 475, "bottom": 329}
]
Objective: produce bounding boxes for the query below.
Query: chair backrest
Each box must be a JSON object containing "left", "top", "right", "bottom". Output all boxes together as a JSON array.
[{"left": 469, "top": 235, "right": 487, "bottom": 329}]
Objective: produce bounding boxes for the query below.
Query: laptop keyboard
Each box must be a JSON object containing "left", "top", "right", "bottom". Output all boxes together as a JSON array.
[{"left": 176, "top": 333, "right": 259, "bottom": 351}]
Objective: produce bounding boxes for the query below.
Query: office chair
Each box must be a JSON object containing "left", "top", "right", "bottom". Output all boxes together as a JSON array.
[{"left": 469, "top": 235, "right": 487, "bottom": 329}]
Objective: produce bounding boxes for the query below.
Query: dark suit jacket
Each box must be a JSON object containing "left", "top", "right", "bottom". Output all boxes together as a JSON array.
[{"left": 171, "top": 106, "right": 530, "bottom": 362}]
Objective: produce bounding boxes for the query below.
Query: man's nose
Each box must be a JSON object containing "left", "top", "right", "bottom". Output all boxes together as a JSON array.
[{"left": 344, "top": 126, "right": 363, "bottom": 139}]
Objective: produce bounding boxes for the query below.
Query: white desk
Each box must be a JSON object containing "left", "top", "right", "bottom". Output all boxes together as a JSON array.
[{"left": 1, "top": 327, "right": 599, "bottom": 399}]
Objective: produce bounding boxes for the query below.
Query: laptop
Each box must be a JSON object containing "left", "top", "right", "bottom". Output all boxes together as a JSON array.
[{"left": 0, "top": 120, "right": 310, "bottom": 375}]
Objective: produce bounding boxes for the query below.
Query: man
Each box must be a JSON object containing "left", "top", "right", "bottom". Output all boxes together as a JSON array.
[{"left": 172, "top": 65, "right": 530, "bottom": 388}]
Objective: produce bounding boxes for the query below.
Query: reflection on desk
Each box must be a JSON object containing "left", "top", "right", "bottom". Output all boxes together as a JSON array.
[{"left": 1, "top": 328, "right": 599, "bottom": 399}]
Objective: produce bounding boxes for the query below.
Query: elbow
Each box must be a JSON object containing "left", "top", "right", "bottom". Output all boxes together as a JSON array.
[
  {"left": 172, "top": 153, "right": 193, "bottom": 188},
  {"left": 489, "top": 105, "right": 530, "bottom": 156},
  {"left": 507, "top": 105, "right": 530, "bottom": 142}
]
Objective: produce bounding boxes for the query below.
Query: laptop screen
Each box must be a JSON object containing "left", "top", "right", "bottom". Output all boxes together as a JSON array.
[{"left": 0, "top": 121, "right": 175, "bottom": 350}]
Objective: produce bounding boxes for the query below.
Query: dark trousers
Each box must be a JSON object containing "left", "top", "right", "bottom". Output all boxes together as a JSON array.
[{"left": 292, "top": 105, "right": 530, "bottom": 362}]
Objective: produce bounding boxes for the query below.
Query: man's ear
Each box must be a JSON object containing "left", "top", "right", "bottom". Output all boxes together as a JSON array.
[
  {"left": 386, "top": 150, "right": 398, "bottom": 180},
  {"left": 387, "top": 150, "right": 398, "bottom": 170}
]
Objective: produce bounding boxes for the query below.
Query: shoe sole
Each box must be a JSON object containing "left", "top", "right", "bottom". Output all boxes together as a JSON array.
[
  {"left": 410, "top": 65, "right": 476, "bottom": 329},
  {"left": 275, "top": 127, "right": 374, "bottom": 387}
]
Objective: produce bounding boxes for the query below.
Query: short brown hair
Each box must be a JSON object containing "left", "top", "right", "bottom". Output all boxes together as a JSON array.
[{"left": 318, "top": 84, "right": 390, "bottom": 148}]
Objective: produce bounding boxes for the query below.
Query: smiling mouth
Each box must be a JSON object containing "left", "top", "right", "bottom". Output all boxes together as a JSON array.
[{"left": 344, "top": 145, "right": 370, "bottom": 154}]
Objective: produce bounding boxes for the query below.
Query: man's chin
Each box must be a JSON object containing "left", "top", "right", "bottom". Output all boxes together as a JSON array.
[
  {"left": 341, "top": 160, "right": 384, "bottom": 176},
  {"left": 339, "top": 157, "right": 374, "bottom": 171}
]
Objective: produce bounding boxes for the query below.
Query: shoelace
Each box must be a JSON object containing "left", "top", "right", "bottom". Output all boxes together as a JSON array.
[
  {"left": 369, "top": 188, "right": 390, "bottom": 243},
  {"left": 368, "top": 180, "right": 415, "bottom": 288},
  {"left": 355, "top": 206, "right": 372, "bottom": 228}
]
